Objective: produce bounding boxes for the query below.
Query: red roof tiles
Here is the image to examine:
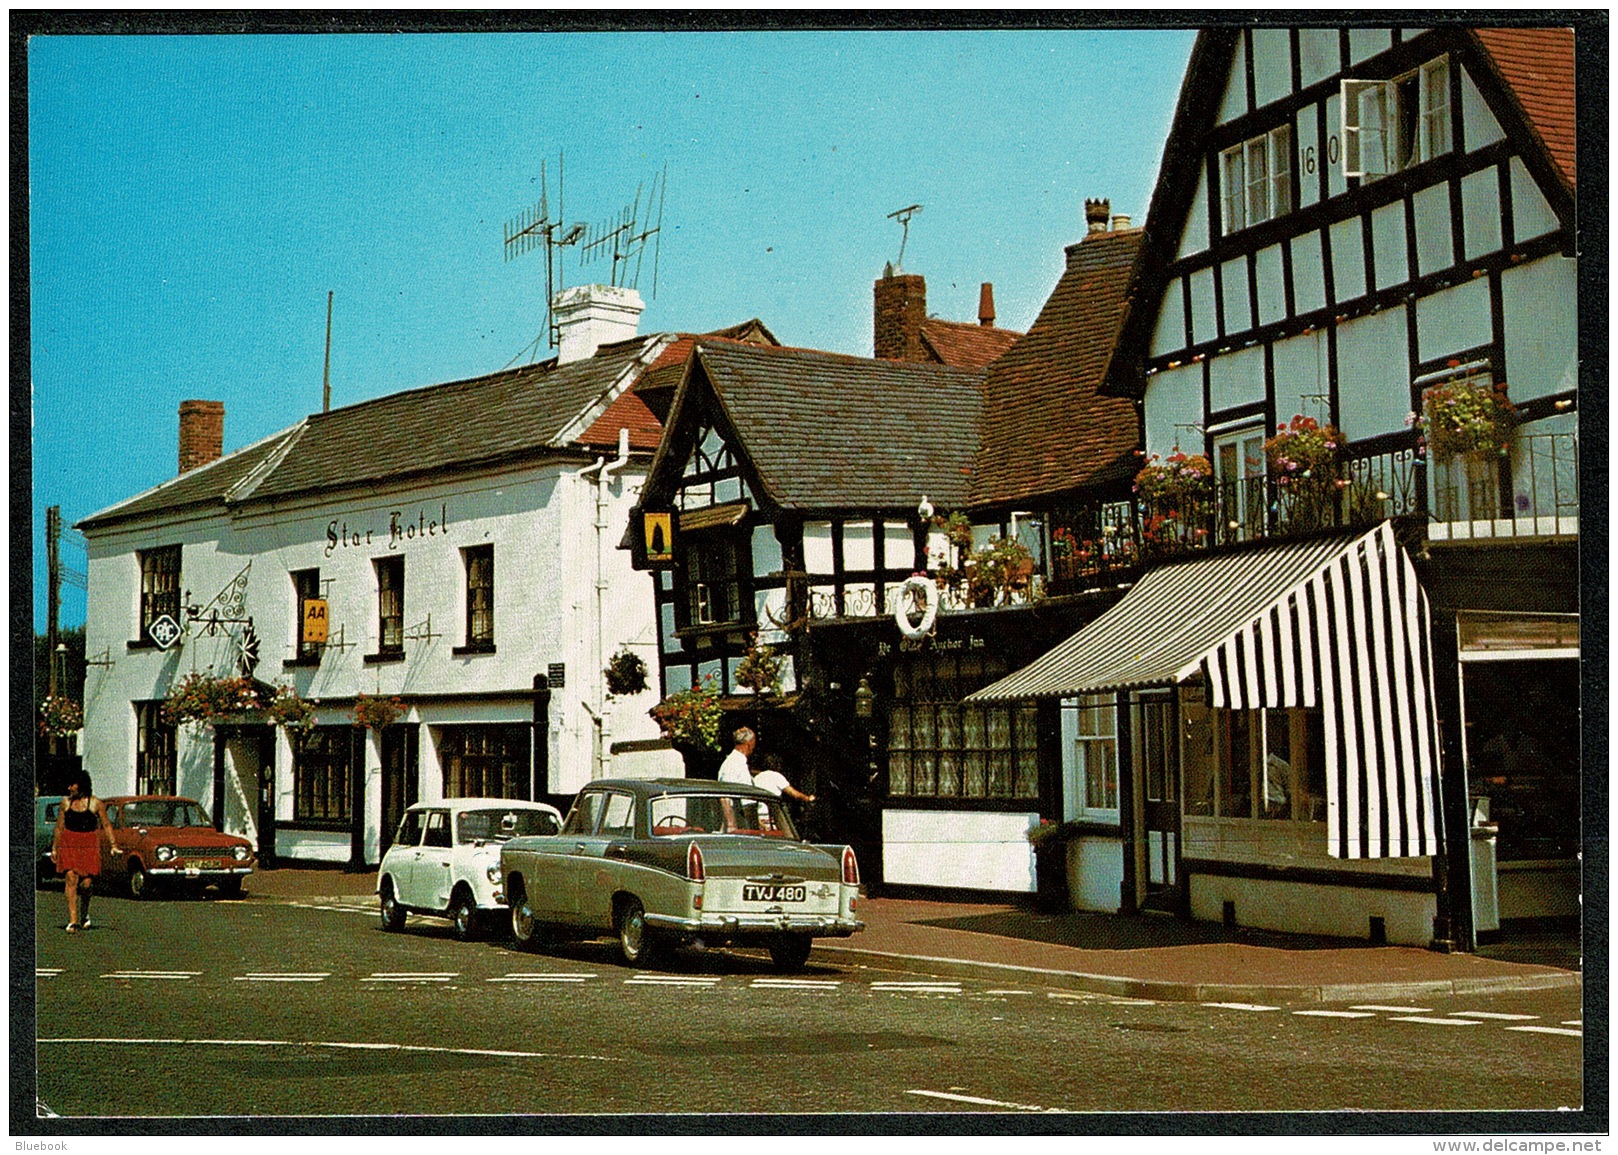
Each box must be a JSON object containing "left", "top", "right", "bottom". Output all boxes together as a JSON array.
[
  {"left": 1473, "top": 27, "right": 1576, "bottom": 190},
  {"left": 919, "top": 318, "right": 1022, "bottom": 370}
]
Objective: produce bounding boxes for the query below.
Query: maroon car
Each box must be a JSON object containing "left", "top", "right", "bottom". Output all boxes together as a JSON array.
[{"left": 101, "top": 795, "right": 256, "bottom": 898}]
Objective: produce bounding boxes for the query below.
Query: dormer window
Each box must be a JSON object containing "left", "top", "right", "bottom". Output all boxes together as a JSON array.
[
  {"left": 1342, "top": 56, "right": 1451, "bottom": 180},
  {"left": 1220, "top": 124, "right": 1291, "bottom": 234}
]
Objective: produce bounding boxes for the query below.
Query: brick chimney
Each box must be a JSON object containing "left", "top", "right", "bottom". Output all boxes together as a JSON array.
[
  {"left": 178, "top": 400, "right": 224, "bottom": 474},
  {"left": 874, "top": 263, "right": 927, "bottom": 361},
  {"left": 1085, "top": 198, "right": 1111, "bottom": 235},
  {"left": 978, "top": 282, "right": 996, "bottom": 327},
  {"left": 553, "top": 284, "right": 645, "bottom": 365}
]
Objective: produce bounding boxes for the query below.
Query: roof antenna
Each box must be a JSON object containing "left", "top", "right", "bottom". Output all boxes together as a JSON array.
[
  {"left": 887, "top": 204, "right": 922, "bottom": 271},
  {"left": 580, "top": 164, "right": 669, "bottom": 296},
  {"left": 504, "top": 155, "right": 587, "bottom": 360},
  {"left": 321, "top": 290, "right": 334, "bottom": 412}
]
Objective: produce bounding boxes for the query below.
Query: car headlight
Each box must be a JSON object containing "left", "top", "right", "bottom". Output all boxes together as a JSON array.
[
  {"left": 155, "top": 845, "right": 176, "bottom": 863},
  {"left": 232, "top": 845, "right": 250, "bottom": 862},
  {"left": 486, "top": 863, "right": 502, "bottom": 885}
]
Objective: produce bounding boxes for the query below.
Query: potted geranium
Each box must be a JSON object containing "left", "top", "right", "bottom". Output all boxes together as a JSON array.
[
  {"left": 603, "top": 647, "right": 650, "bottom": 698},
  {"left": 264, "top": 683, "right": 317, "bottom": 744},
  {"left": 734, "top": 636, "right": 784, "bottom": 697},
  {"left": 1133, "top": 451, "right": 1213, "bottom": 553},
  {"left": 964, "top": 536, "right": 1036, "bottom": 606},
  {"left": 1264, "top": 415, "right": 1345, "bottom": 530},
  {"left": 352, "top": 692, "right": 405, "bottom": 732},
  {"left": 650, "top": 678, "right": 725, "bottom": 776}
]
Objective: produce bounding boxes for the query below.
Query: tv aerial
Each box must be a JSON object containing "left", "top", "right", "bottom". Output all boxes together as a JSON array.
[
  {"left": 503, "top": 155, "right": 587, "bottom": 361},
  {"left": 888, "top": 204, "right": 922, "bottom": 271},
  {"left": 579, "top": 164, "right": 668, "bottom": 297}
]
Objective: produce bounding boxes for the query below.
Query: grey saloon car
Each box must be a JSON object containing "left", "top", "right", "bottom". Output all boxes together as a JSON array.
[{"left": 499, "top": 778, "right": 863, "bottom": 970}]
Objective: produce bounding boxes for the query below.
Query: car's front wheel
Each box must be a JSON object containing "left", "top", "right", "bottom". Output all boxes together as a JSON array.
[
  {"left": 509, "top": 881, "right": 543, "bottom": 951},
  {"left": 617, "top": 898, "right": 660, "bottom": 967},
  {"left": 127, "top": 861, "right": 150, "bottom": 900},
  {"left": 378, "top": 880, "right": 406, "bottom": 932},
  {"left": 767, "top": 934, "right": 814, "bottom": 972},
  {"left": 450, "top": 888, "right": 481, "bottom": 942}
]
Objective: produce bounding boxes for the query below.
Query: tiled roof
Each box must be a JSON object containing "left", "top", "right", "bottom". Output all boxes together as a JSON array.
[
  {"left": 579, "top": 388, "right": 662, "bottom": 451},
  {"left": 1472, "top": 27, "right": 1576, "bottom": 190},
  {"left": 919, "top": 318, "right": 1021, "bottom": 370},
  {"left": 79, "top": 338, "right": 668, "bottom": 529},
  {"left": 689, "top": 342, "right": 985, "bottom": 510},
  {"left": 633, "top": 323, "right": 783, "bottom": 422},
  {"left": 970, "top": 230, "right": 1144, "bottom": 507}
]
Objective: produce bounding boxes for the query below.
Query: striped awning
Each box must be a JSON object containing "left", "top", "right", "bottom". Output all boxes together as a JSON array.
[{"left": 968, "top": 522, "right": 1444, "bottom": 860}]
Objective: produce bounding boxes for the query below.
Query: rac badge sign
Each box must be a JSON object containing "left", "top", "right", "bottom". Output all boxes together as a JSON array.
[{"left": 148, "top": 614, "right": 183, "bottom": 650}]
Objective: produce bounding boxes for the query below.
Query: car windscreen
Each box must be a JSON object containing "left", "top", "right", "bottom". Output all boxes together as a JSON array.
[
  {"left": 457, "top": 808, "right": 560, "bottom": 844},
  {"left": 648, "top": 793, "right": 798, "bottom": 839},
  {"left": 122, "top": 801, "right": 212, "bottom": 828}
]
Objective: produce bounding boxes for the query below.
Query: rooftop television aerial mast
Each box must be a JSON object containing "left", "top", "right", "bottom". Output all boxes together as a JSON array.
[{"left": 503, "top": 156, "right": 586, "bottom": 362}]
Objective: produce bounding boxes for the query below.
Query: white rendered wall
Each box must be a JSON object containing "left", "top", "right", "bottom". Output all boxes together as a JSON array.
[
  {"left": 1143, "top": 364, "right": 1204, "bottom": 459},
  {"left": 882, "top": 809, "right": 1040, "bottom": 891}
]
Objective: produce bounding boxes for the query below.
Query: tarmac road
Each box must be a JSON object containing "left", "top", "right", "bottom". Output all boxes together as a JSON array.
[{"left": 29, "top": 891, "right": 1586, "bottom": 1124}]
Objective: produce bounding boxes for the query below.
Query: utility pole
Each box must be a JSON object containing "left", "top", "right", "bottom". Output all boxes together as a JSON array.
[{"left": 46, "top": 505, "right": 61, "bottom": 698}]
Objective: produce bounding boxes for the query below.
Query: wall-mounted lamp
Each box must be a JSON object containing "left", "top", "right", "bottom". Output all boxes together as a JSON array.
[{"left": 853, "top": 674, "right": 875, "bottom": 719}]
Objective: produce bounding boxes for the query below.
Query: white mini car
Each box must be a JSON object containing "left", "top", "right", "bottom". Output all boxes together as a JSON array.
[{"left": 377, "top": 798, "right": 563, "bottom": 940}]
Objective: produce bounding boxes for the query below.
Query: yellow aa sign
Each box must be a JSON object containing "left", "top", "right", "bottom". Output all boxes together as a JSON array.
[
  {"left": 301, "top": 598, "right": 330, "bottom": 645},
  {"left": 643, "top": 511, "right": 673, "bottom": 563}
]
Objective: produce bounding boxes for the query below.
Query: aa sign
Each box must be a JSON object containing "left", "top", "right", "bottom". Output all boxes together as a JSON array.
[
  {"left": 301, "top": 598, "right": 330, "bottom": 645},
  {"left": 643, "top": 511, "right": 673, "bottom": 563}
]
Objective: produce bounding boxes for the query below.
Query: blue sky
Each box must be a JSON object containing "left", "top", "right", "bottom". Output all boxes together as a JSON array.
[{"left": 27, "top": 28, "right": 1195, "bottom": 630}]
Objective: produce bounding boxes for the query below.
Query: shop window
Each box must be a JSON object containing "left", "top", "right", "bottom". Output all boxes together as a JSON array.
[
  {"left": 1220, "top": 123, "right": 1291, "bottom": 234},
  {"left": 1182, "top": 694, "right": 1217, "bottom": 816},
  {"left": 887, "top": 654, "right": 1037, "bottom": 802},
  {"left": 440, "top": 724, "right": 531, "bottom": 800},
  {"left": 135, "top": 700, "right": 176, "bottom": 795},
  {"left": 292, "top": 568, "right": 321, "bottom": 661},
  {"left": 1217, "top": 709, "right": 1254, "bottom": 818},
  {"left": 1343, "top": 57, "right": 1451, "bottom": 180},
  {"left": 138, "top": 545, "right": 181, "bottom": 643},
  {"left": 375, "top": 556, "right": 404, "bottom": 656},
  {"left": 1208, "top": 707, "right": 1326, "bottom": 821},
  {"left": 464, "top": 545, "right": 494, "bottom": 648},
  {"left": 1063, "top": 694, "right": 1118, "bottom": 819},
  {"left": 295, "top": 726, "right": 355, "bottom": 824},
  {"left": 681, "top": 533, "right": 743, "bottom": 628}
]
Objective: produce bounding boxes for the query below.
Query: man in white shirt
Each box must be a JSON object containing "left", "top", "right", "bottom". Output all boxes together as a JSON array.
[
  {"left": 718, "top": 727, "right": 756, "bottom": 785},
  {"left": 750, "top": 753, "right": 816, "bottom": 803}
]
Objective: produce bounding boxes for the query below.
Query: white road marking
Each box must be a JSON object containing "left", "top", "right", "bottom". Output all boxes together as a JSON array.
[
  {"left": 873, "top": 981, "right": 961, "bottom": 993},
  {"left": 234, "top": 973, "right": 330, "bottom": 983},
  {"left": 38, "top": 1036, "right": 624, "bottom": 1063},
  {"left": 1351, "top": 1004, "right": 1431, "bottom": 1013},
  {"left": 362, "top": 972, "right": 457, "bottom": 983},
  {"left": 101, "top": 971, "right": 200, "bottom": 981},
  {"left": 907, "top": 1089, "right": 1062, "bottom": 1113},
  {"left": 750, "top": 978, "right": 841, "bottom": 990},
  {"left": 1562, "top": 1020, "right": 1582, "bottom": 1026},
  {"left": 1448, "top": 1011, "right": 1540, "bottom": 1021},
  {"left": 984, "top": 990, "right": 1034, "bottom": 996},
  {"left": 36, "top": 969, "right": 63, "bottom": 978},
  {"left": 487, "top": 973, "right": 596, "bottom": 983},
  {"left": 1203, "top": 1002, "right": 1280, "bottom": 1012},
  {"left": 1507, "top": 1025, "right": 1582, "bottom": 1038},
  {"left": 1391, "top": 1016, "right": 1481, "bottom": 1026},
  {"left": 1107, "top": 998, "right": 1158, "bottom": 1006},
  {"left": 1292, "top": 1010, "right": 1379, "bottom": 1018},
  {"left": 623, "top": 975, "right": 722, "bottom": 986}
]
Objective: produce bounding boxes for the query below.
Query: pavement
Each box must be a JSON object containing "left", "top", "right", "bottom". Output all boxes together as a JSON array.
[{"left": 243, "top": 865, "right": 1582, "bottom": 1004}]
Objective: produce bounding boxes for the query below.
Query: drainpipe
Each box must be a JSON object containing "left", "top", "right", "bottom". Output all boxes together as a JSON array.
[{"left": 593, "top": 428, "right": 632, "bottom": 779}]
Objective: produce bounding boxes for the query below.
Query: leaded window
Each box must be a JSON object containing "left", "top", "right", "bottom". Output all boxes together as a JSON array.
[
  {"left": 464, "top": 545, "right": 494, "bottom": 647},
  {"left": 295, "top": 726, "right": 355, "bottom": 823},
  {"left": 138, "top": 545, "right": 181, "bottom": 643},
  {"left": 886, "top": 654, "right": 1039, "bottom": 801},
  {"left": 440, "top": 724, "right": 530, "bottom": 800},
  {"left": 135, "top": 700, "right": 176, "bottom": 795}
]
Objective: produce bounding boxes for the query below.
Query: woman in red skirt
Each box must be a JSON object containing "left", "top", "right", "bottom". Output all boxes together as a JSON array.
[{"left": 52, "top": 769, "right": 110, "bottom": 933}]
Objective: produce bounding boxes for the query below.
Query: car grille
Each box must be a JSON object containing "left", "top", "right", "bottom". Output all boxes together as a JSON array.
[{"left": 178, "top": 847, "right": 242, "bottom": 859}]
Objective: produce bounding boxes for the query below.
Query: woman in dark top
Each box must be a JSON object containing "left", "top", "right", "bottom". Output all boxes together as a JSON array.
[{"left": 52, "top": 769, "right": 110, "bottom": 933}]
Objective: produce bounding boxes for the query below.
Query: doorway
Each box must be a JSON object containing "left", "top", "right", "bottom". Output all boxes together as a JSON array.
[
  {"left": 380, "top": 724, "right": 419, "bottom": 854},
  {"left": 1133, "top": 692, "right": 1182, "bottom": 912}
]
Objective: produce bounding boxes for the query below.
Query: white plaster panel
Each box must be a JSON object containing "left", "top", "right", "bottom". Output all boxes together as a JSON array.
[
  {"left": 1329, "top": 215, "right": 1366, "bottom": 302},
  {"left": 881, "top": 808, "right": 1039, "bottom": 891},
  {"left": 1291, "top": 230, "right": 1328, "bottom": 316},
  {"left": 1151, "top": 279, "right": 1186, "bottom": 357},
  {"left": 1216, "top": 34, "right": 1248, "bottom": 125},
  {"left": 884, "top": 522, "right": 915, "bottom": 572},
  {"left": 1296, "top": 105, "right": 1321, "bottom": 209},
  {"left": 1220, "top": 256, "right": 1252, "bottom": 335},
  {"left": 1335, "top": 306, "right": 1411, "bottom": 440},
  {"left": 660, "top": 602, "right": 678, "bottom": 651},
  {"left": 1067, "top": 837, "right": 1124, "bottom": 913},
  {"left": 1371, "top": 201, "right": 1408, "bottom": 290},
  {"left": 714, "top": 476, "right": 741, "bottom": 504},
  {"left": 841, "top": 520, "right": 874, "bottom": 570},
  {"left": 1189, "top": 874, "right": 1435, "bottom": 946},
  {"left": 1462, "top": 69, "right": 1505, "bottom": 152},
  {"left": 1510, "top": 157, "right": 1559, "bottom": 243},
  {"left": 1347, "top": 29, "right": 1393, "bottom": 65},
  {"left": 1180, "top": 167, "right": 1210, "bottom": 258},
  {"left": 1208, "top": 344, "right": 1266, "bottom": 415},
  {"left": 1298, "top": 28, "right": 1338, "bottom": 88},
  {"left": 664, "top": 664, "right": 692, "bottom": 693},
  {"left": 1412, "top": 182, "right": 1455, "bottom": 278},
  {"left": 750, "top": 525, "right": 783, "bottom": 577},
  {"left": 1462, "top": 168, "right": 1503, "bottom": 260},
  {"left": 1252, "top": 28, "right": 1292, "bottom": 109},
  {"left": 1502, "top": 257, "right": 1577, "bottom": 402},
  {"left": 1271, "top": 330, "right": 1330, "bottom": 425},
  {"left": 1189, "top": 266, "right": 1218, "bottom": 346},
  {"left": 1415, "top": 276, "right": 1491, "bottom": 364},
  {"left": 802, "top": 520, "right": 834, "bottom": 575},
  {"left": 1143, "top": 364, "right": 1205, "bottom": 459},
  {"left": 1255, "top": 244, "right": 1287, "bottom": 327},
  {"left": 1325, "top": 92, "right": 1348, "bottom": 199}
]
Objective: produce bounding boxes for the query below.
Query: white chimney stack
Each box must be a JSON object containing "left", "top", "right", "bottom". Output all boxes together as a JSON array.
[{"left": 553, "top": 284, "right": 645, "bottom": 364}]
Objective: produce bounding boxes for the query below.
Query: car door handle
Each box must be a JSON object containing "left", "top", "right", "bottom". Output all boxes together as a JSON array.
[{"left": 606, "top": 844, "right": 629, "bottom": 859}]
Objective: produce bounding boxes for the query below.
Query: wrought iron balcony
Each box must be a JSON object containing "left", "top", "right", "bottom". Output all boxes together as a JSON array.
[{"left": 1427, "top": 430, "right": 1578, "bottom": 541}]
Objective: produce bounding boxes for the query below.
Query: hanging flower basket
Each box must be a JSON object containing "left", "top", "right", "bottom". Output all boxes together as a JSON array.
[
  {"left": 1265, "top": 415, "right": 1344, "bottom": 529},
  {"left": 1419, "top": 379, "right": 1516, "bottom": 460},
  {"left": 603, "top": 647, "right": 650, "bottom": 698},
  {"left": 1134, "top": 451, "right": 1213, "bottom": 510},
  {"left": 265, "top": 683, "right": 318, "bottom": 741},
  {"left": 734, "top": 636, "right": 784, "bottom": 696},
  {"left": 352, "top": 692, "right": 406, "bottom": 732},
  {"left": 649, "top": 677, "right": 724, "bottom": 751},
  {"left": 162, "top": 672, "right": 263, "bottom": 729},
  {"left": 38, "top": 694, "right": 83, "bottom": 738}
]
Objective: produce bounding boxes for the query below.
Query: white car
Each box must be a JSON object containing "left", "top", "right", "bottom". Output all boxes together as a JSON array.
[{"left": 377, "top": 798, "right": 563, "bottom": 940}]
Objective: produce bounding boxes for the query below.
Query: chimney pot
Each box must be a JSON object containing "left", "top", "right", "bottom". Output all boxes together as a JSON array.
[
  {"left": 1112, "top": 213, "right": 1132, "bottom": 231},
  {"left": 1085, "top": 197, "right": 1111, "bottom": 235},
  {"left": 978, "top": 282, "right": 996, "bottom": 328},
  {"left": 178, "top": 400, "right": 225, "bottom": 474},
  {"left": 873, "top": 272, "right": 927, "bottom": 361}
]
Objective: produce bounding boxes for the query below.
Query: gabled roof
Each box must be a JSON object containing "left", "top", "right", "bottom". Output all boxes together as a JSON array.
[
  {"left": 79, "top": 337, "right": 671, "bottom": 530},
  {"left": 970, "top": 229, "right": 1144, "bottom": 508},
  {"left": 664, "top": 342, "right": 985, "bottom": 511},
  {"left": 632, "top": 322, "right": 784, "bottom": 423},
  {"left": 1472, "top": 27, "right": 1576, "bottom": 191},
  {"left": 918, "top": 318, "right": 1021, "bottom": 370}
]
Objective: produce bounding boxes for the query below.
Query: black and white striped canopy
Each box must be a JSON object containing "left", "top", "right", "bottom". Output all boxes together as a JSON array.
[{"left": 968, "top": 522, "right": 1444, "bottom": 859}]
